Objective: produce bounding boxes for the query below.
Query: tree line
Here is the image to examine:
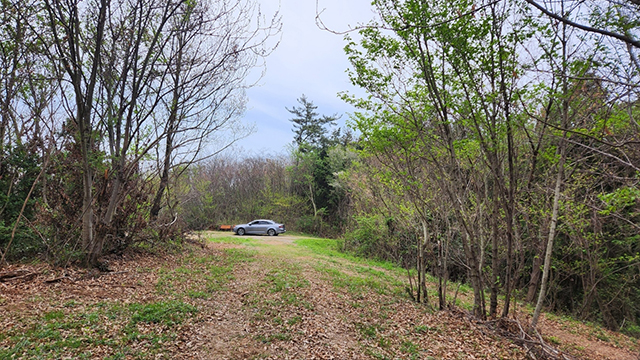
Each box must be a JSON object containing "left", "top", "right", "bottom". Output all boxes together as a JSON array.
[{"left": 176, "top": 95, "right": 356, "bottom": 237}]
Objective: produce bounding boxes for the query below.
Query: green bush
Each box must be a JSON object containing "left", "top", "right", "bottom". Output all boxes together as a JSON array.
[
  {"left": 0, "top": 224, "right": 42, "bottom": 261},
  {"left": 621, "top": 323, "right": 640, "bottom": 338},
  {"left": 0, "top": 145, "right": 42, "bottom": 260},
  {"left": 342, "top": 215, "right": 389, "bottom": 259}
]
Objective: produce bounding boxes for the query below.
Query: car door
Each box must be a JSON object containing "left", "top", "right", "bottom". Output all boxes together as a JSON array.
[
  {"left": 245, "top": 221, "right": 259, "bottom": 234},
  {"left": 253, "top": 221, "right": 268, "bottom": 234}
]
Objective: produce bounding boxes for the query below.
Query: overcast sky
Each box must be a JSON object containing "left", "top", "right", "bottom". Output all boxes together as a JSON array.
[{"left": 231, "top": 0, "right": 375, "bottom": 157}]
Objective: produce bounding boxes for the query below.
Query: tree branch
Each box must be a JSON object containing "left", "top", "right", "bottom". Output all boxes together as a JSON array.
[{"left": 524, "top": 0, "right": 640, "bottom": 49}]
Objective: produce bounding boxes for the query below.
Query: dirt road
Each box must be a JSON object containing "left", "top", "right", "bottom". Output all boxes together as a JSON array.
[
  {"left": 2, "top": 233, "right": 638, "bottom": 359},
  {"left": 202, "top": 230, "right": 306, "bottom": 244}
]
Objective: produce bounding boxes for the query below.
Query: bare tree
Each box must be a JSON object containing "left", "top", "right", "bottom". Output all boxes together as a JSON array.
[
  {"left": 36, "top": 0, "right": 279, "bottom": 266},
  {"left": 42, "top": 0, "right": 109, "bottom": 265},
  {"left": 149, "top": 0, "right": 278, "bottom": 220}
]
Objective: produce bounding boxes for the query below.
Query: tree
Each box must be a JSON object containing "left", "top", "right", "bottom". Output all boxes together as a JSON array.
[
  {"left": 18, "top": 0, "right": 280, "bottom": 266},
  {"left": 148, "top": 0, "right": 276, "bottom": 220},
  {"left": 0, "top": 0, "right": 54, "bottom": 265},
  {"left": 524, "top": 0, "right": 640, "bottom": 49},
  {"left": 175, "top": 154, "right": 306, "bottom": 231},
  {"left": 42, "top": 0, "right": 109, "bottom": 266},
  {"left": 287, "top": 95, "right": 339, "bottom": 149},
  {"left": 342, "top": 0, "right": 533, "bottom": 319}
]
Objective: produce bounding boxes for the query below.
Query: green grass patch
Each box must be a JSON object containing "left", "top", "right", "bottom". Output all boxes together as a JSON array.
[
  {"left": 251, "top": 262, "right": 312, "bottom": 311},
  {"left": 43, "top": 310, "right": 65, "bottom": 321},
  {"left": 264, "top": 267, "right": 308, "bottom": 293},
  {"left": 129, "top": 300, "right": 198, "bottom": 326},
  {"left": 187, "top": 289, "right": 210, "bottom": 299},
  {"left": 296, "top": 238, "right": 398, "bottom": 271},
  {"left": 0, "top": 299, "right": 195, "bottom": 359},
  {"left": 414, "top": 324, "right": 441, "bottom": 334},
  {"left": 287, "top": 316, "right": 302, "bottom": 325},
  {"left": 224, "top": 248, "right": 257, "bottom": 263},
  {"left": 255, "top": 332, "right": 292, "bottom": 343},
  {"left": 400, "top": 340, "right": 420, "bottom": 354},
  {"left": 315, "top": 265, "right": 390, "bottom": 296},
  {"left": 156, "top": 247, "right": 255, "bottom": 296},
  {"left": 355, "top": 322, "right": 383, "bottom": 338},
  {"left": 546, "top": 336, "right": 561, "bottom": 345}
]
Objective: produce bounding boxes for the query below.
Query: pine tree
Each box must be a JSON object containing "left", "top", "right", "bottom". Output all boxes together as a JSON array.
[{"left": 286, "top": 95, "right": 339, "bottom": 150}]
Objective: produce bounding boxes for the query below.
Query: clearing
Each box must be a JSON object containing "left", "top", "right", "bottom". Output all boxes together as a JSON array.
[{"left": 1, "top": 232, "right": 638, "bottom": 359}]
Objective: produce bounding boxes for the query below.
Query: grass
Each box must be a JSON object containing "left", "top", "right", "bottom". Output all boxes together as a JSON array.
[
  {"left": 414, "top": 324, "right": 440, "bottom": 334},
  {"left": 155, "top": 247, "right": 256, "bottom": 297},
  {"left": 206, "top": 235, "right": 260, "bottom": 247},
  {"left": 546, "top": 336, "right": 561, "bottom": 345},
  {"left": 255, "top": 332, "right": 292, "bottom": 344},
  {"left": 356, "top": 322, "right": 381, "bottom": 338},
  {"left": 400, "top": 340, "right": 420, "bottom": 355},
  {"left": 245, "top": 259, "right": 314, "bottom": 327},
  {"left": 316, "top": 265, "right": 393, "bottom": 296},
  {"left": 295, "top": 238, "right": 398, "bottom": 272},
  {"left": 293, "top": 234, "right": 640, "bottom": 357},
  {"left": 129, "top": 300, "right": 198, "bottom": 326},
  {"left": 262, "top": 262, "right": 308, "bottom": 292},
  {"left": 294, "top": 238, "right": 409, "bottom": 300},
  {"left": 0, "top": 299, "right": 197, "bottom": 359}
]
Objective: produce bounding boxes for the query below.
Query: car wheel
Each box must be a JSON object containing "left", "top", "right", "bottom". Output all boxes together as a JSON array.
[
  {"left": 267, "top": 229, "right": 276, "bottom": 236},
  {"left": 237, "top": 228, "right": 245, "bottom": 236}
]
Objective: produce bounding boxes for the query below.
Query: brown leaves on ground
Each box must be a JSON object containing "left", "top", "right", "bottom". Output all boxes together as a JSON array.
[{"left": 1, "top": 236, "right": 639, "bottom": 359}]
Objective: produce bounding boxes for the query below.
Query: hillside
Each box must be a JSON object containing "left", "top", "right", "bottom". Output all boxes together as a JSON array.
[{"left": 1, "top": 232, "right": 638, "bottom": 359}]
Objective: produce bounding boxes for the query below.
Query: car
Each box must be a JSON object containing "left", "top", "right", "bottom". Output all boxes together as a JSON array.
[{"left": 233, "top": 219, "right": 286, "bottom": 236}]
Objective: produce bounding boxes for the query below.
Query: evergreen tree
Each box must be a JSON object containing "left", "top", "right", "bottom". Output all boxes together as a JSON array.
[{"left": 287, "top": 95, "right": 339, "bottom": 149}]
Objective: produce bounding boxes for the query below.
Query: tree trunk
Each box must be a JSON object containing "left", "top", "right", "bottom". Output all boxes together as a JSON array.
[
  {"left": 490, "top": 188, "right": 499, "bottom": 318},
  {"left": 530, "top": 132, "right": 567, "bottom": 330},
  {"left": 465, "top": 231, "right": 486, "bottom": 319},
  {"left": 531, "top": 13, "right": 570, "bottom": 331},
  {"left": 151, "top": 30, "right": 184, "bottom": 220},
  {"left": 80, "top": 152, "right": 97, "bottom": 259},
  {"left": 526, "top": 245, "right": 543, "bottom": 303},
  {"left": 150, "top": 130, "right": 173, "bottom": 220},
  {"left": 437, "top": 227, "right": 447, "bottom": 310},
  {"left": 418, "top": 219, "right": 429, "bottom": 305},
  {"left": 501, "top": 202, "right": 515, "bottom": 318}
]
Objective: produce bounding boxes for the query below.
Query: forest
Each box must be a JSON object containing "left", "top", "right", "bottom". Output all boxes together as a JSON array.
[{"left": 1, "top": 0, "right": 639, "bottom": 342}]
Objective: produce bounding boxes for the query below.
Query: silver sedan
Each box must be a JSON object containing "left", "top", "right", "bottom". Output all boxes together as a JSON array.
[{"left": 233, "top": 219, "right": 286, "bottom": 236}]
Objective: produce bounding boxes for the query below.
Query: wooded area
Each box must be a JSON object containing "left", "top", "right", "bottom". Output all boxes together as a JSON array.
[
  {"left": 1, "top": 0, "right": 639, "bottom": 342},
  {"left": 344, "top": 0, "right": 640, "bottom": 335},
  {"left": 0, "top": 0, "right": 280, "bottom": 265}
]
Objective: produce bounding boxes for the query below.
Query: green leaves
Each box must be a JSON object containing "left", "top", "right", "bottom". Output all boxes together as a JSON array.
[
  {"left": 598, "top": 186, "right": 640, "bottom": 216},
  {"left": 287, "top": 95, "right": 339, "bottom": 150}
]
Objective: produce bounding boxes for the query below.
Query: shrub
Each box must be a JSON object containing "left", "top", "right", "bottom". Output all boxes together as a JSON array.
[{"left": 342, "top": 215, "right": 389, "bottom": 260}]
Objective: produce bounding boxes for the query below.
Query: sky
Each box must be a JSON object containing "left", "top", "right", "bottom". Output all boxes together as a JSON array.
[{"left": 233, "top": 0, "right": 375, "bottom": 157}]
